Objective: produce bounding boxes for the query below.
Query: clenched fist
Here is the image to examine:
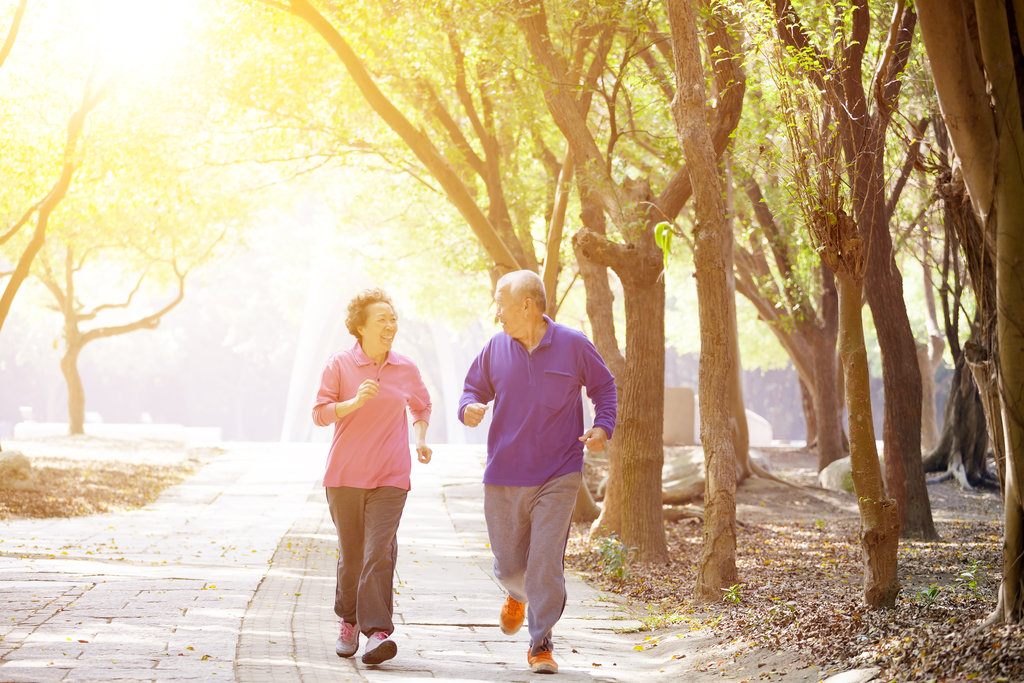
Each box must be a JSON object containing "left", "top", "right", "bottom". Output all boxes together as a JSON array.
[{"left": 463, "top": 402, "right": 489, "bottom": 427}]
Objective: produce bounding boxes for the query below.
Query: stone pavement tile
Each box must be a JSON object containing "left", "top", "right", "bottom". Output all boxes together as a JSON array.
[
  {"left": 236, "top": 487, "right": 351, "bottom": 683},
  {"left": 0, "top": 662, "right": 74, "bottom": 682},
  {"left": 63, "top": 664, "right": 218, "bottom": 682},
  {"left": 3, "top": 440, "right": 836, "bottom": 682},
  {"left": 237, "top": 445, "right": 673, "bottom": 682},
  {"left": 1, "top": 442, "right": 326, "bottom": 683}
]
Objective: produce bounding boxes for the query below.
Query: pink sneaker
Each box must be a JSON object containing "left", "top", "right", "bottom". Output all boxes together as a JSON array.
[
  {"left": 361, "top": 630, "right": 397, "bottom": 665},
  {"left": 335, "top": 619, "right": 359, "bottom": 658}
]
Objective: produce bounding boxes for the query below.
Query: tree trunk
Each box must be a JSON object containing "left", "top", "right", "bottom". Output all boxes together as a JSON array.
[
  {"left": 574, "top": 216, "right": 667, "bottom": 563},
  {"left": 726, "top": 225, "right": 750, "bottom": 482},
  {"left": 920, "top": 245, "right": 946, "bottom": 451},
  {"left": 668, "top": 0, "right": 738, "bottom": 601},
  {"left": 800, "top": 379, "right": 817, "bottom": 447},
  {"left": 836, "top": 266, "right": 900, "bottom": 609},
  {"left": 918, "top": 341, "right": 942, "bottom": 452},
  {"left": 577, "top": 190, "right": 627, "bottom": 539},
  {"left": 923, "top": 347, "right": 995, "bottom": 489},
  {"left": 813, "top": 265, "right": 844, "bottom": 470},
  {"left": 966, "top": 342, "right": 1006, "bottom": 489},
  {"left": 722, "top": 157, "right": 750, "bottom": 478},
  {"left": 615, "top": 277, "right": 667, "bottom": 563},
  {"left": 572, "top": 474, "right": 601, "bottom": 524},
  {"left": 573, "top": 190, "right": 626, "bottom": 533},
  {"left": 514, "top": 3, "right": 670, "bottom": 561},
  {"left": 858, "top": 151, "right": 936, "bottom": 540},
  {"left": 995, "top": 175, "right": 1024, "bottom": 621},
  {"left": 987, "top": 0, "right": 1024, "bottom": 618},
  {"left": 61, "top": 342, "right": 85, "bottom": 436}
]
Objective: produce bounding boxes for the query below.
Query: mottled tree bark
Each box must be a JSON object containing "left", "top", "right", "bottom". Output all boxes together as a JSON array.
[
  {"left": 817, "top": 209, "right": 900, "bottom": 609},
  {"left": 668, "top": 0, "right": 738, "bottom": 601},
  {"left": 813, "top": 265, "right": 844, "bottom": 471}
]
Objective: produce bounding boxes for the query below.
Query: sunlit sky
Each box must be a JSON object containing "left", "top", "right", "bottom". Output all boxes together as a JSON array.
[{"left": 86, "top": 0, "right": 198, "bottom": 75}]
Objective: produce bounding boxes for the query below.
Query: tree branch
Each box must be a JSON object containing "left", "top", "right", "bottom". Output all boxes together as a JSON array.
[
  {"left": 280, "top": 0, "right": 522, "bottom": 273},
  {"left": 449, "top": 31, "right": 491, "bottom": 155},
  {"left": 513, "top": 0, "right": 622, "bottom": 221},
  {"left": 542, "top": 146, "right": 573, "bottom": 308},
  {"left": 885, "top": 117, "right": 928, "bottom": 223},
  {"left": 421, "top": 81, "right": 486, "bottom": 179},
  {"left": 81, "top": 265, "right": 187, "bottom": 345},
  {"left": 769, "top": 0, "right": 828, "bottom": 90},
  {"left": 571, "top": 228, "right": 638, "bottom": 270},
  {"left": 0, "top": 0, "right": 26, "bottom": 71},
  {"left": 742, "top": 177, "right": 817, "bottom": 321},
  {"left": 0, "top": 70, "right": 112, "bottom": 333},
  {"left": 0, "top": 198, "right": 44, "bottom": 247},
  {"left": 734, "top": 249, "right": 816, "bottom": 387},
  {"left": 84, "top": 266, "right": 154, "bottom": 320},
  {"left": 871, "top": 0, "right": 917, "bottom": 123},
  {"left": 656, "top": 3, "right": 746, "bottom": 220},
  {"left": 638, "top": 27, "right": 674, "bottom": 103}
]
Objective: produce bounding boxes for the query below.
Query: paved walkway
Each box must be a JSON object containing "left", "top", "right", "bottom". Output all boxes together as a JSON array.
[{"left": 0, "top": 441, "right": 833, "bottom": 682}]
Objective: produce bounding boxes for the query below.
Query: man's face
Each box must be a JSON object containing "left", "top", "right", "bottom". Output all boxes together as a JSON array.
[
  {"left": 494, "top": 286, "right": 528, "bottom": 339},
  {"left": 358, "top": 302, "right": 398, "bottom": 352}
]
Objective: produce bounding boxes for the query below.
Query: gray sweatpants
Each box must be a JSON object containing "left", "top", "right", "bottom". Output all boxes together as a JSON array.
[
  {"left": 325, "top": 485, "right": 408, "bottom": 637},
  {"left": 483, "top": 471, "right": 580, "bottom": 656}
]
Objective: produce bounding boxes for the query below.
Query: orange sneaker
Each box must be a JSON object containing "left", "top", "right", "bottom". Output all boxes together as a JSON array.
[
  {"left": 499, "top": 595, "right": 526, "bottom": 635},
  {"left": 528, "top": 649, "right": 558, "bottom": 674}
]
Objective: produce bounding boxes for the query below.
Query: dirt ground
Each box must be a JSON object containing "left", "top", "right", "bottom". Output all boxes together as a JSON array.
[
  {"left": 567, "top": 445, "right": 1014, "bottom": 682},
  {"left": 0, "top": 436, "right": 215, "bottom": 518}
]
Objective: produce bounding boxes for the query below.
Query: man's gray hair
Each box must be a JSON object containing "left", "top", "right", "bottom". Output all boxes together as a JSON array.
[{"left": 497, "top": 270, "right": 547, "bottom": 313}]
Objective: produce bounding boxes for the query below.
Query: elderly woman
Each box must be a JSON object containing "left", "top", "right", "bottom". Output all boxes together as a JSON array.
[{"left": 312, "top": 287, "right": 432, "bottom": 666}]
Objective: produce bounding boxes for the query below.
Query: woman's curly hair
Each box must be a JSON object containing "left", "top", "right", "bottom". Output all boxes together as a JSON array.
[{"left": 345, "top": 288, "right": 395, "bottom": 341}]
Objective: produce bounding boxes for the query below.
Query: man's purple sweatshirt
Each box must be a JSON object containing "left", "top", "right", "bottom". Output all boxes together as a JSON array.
[{"left": 458, "top": 316, "right": 618, "bottom": 486}]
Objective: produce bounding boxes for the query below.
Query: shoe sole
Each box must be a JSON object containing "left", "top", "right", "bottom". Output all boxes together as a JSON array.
[
  {"left": 335, "top": 643, "right": 357, "bottom": 658},
  {"left": 500, "top": 621, "right": 523, "bottom": 635},
  {"left": 530, "top": 662, "right": 558, "bottom": 674},
  {"left": 361, "top": 639, "right": 397, "bottom": 665}
]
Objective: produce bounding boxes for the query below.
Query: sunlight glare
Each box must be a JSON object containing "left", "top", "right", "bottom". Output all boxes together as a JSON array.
[{"left": 87, "top": 0, "right": 197, "bottom": 76}]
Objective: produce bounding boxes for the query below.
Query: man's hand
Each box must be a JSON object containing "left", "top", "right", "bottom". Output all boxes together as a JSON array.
[
  {"left": 463, "top": 403, "right": 489, "bottom": 427},
  {"left": 579, "top": 427, "right": 608, "bottom": 452}
]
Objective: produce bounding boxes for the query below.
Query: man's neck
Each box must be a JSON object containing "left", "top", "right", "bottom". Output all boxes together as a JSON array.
[{"left": 517, "top": 317, "right": 548, "bottom": 352}]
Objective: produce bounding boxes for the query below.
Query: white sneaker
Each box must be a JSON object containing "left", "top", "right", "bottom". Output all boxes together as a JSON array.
[
  {"left": 335, "top": 619, "right": 359, "bottom": 658},
  {"left": 361, "top": 631, "right": 397, "bottom": 665}
]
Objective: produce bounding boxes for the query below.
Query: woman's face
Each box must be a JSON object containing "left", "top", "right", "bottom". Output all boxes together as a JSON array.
[{"left": 358, "top": 302, "right": 398, "bottom": 355}]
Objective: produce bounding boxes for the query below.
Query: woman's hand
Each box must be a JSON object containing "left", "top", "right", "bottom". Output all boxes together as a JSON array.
[
  {"left": 416, "top": 443, "right": 432, "bottom": 464},
  {"left": 334, "top": 379, "right": 379, "bottom": 419},
  {"left": 352, "top": 379, "right": 379, "bottom": 408}
]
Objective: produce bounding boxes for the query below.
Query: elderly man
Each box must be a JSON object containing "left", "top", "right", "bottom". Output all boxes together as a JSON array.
[{"left": 459, "top": 269, "right": 617, "bottom": 675}]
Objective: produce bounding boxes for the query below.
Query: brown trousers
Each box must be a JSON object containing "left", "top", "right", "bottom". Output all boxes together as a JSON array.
[{"left": 325, "top": 485, "right": 408, "bottom": 637}]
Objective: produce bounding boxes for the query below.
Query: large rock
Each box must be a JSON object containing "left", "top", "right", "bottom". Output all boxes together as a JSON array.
[
  {"left": 599, "top": 444, "right": 766, "bottom": 505},
  {"left": 746, "top": 410, "right": 774, "bottom": 447},
  {"left": 662, "top": 445, "right": 706, "bottom": 504},
  {"left": 0, "top": 451, "right": 37, "bottom": 491},
  {"left": 819, "top": 457, "right": 854, "bottom": 493},
  {"left": 664, "top": 387, "right": 696, "bottom": 446}
]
